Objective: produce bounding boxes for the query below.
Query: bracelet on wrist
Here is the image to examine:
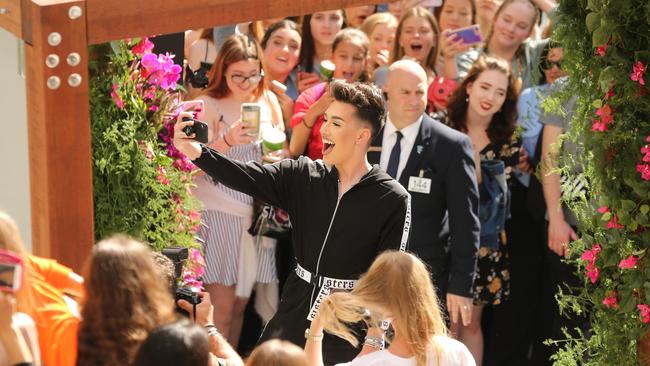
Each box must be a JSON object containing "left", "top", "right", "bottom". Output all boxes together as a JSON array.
[
  {"left": 304, "top": 328, "right": 324, "bottom": 342},
  {"left": 223, "top": 135, "right": 233, "bottom": 147},
  {"left": 363, "top": 336, "right": 385, "bottom": 350},
  {"left": 301, "top": 117, "right": 314, "bottom": 129},
  {"left": 205, "top": 324, "right": 220, "bottom": 337}
]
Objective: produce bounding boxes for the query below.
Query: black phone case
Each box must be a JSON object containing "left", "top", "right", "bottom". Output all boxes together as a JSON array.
[{"left": 182, "top": 117, "right": 209, "bottom": 144}]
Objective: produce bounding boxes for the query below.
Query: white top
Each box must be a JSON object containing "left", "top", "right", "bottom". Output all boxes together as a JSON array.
[
  {"left": 335, "top": 335, "right": 476, "bottom": 366},
  {"left": 380, "top": 115, "right": 424, "bottom": 181}
]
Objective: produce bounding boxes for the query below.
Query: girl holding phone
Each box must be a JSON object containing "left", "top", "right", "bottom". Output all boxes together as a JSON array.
[
  {"left": 192, "top": 34, "right": 286, "bottom": 347},
  {"left": 297, "top": 11, "right": 345, "bottom": 94},
  {"left": 434, "top": 0, "right": 479, "bottom": 80},
  {"left": 289, "top": 28, "right": 369, "bottom": 159},
  {"left": 445, "top": 55, "right": 521, "bottom": 365}
]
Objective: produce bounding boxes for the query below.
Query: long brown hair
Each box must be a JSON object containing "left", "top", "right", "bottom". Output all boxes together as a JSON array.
[
  {"left": 203, "top": 34, "right": 266, "bottom": 100},
  {"left": 446, "top": 55, "right": 518, "bottom": 145},
  {"left": 77, "top": 235, "right": 175, "bottom": 366},
  {"left": 391, "top": 6, "right": 440, "bottom": 71},
  {"left": 318, "top": 251, "right": 447, "bottom": 366}
]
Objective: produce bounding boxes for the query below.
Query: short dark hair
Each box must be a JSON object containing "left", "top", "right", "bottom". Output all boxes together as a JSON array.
[
  {"left": 133, "top": 319, "right": 209, "bottom": 366},
  {"left": 329, "top": 80, "right": 385, "bottom": 139}
]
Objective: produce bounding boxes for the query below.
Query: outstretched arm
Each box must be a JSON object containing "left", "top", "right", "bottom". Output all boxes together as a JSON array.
[{"left": 174, "top": 114, "right": 297, "bottom": 209}]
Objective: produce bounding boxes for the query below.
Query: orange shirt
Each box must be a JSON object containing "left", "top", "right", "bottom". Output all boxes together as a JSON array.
[{"left": 21, "top": 255, "right": 83, "bottom": 366}]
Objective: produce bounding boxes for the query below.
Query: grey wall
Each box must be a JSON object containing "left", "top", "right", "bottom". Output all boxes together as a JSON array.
[{"left": 0, "top": 28, "right": 32, "bottom": 251}]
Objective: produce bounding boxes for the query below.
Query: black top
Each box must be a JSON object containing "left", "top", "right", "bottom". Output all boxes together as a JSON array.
[
  {"left": 368, "top": 114, "right": 480, "bottom": 298},
  {"left": 193, "top": 146, "right": 411, "bottom": 364}
]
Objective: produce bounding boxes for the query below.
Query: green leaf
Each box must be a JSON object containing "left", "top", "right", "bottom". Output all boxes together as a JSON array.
[
  {"left": 592, "top": 99, "right": 603, "bottom": 109},
  {"left": 641, "top": 205, "right": 650, "bottom": 215},
  {"left": 586, "top": 12, "right": 601, "bottom": 32},
  {"left": 598, "top": 66, "right": 615, "bottom": 91},
  {"left": 619, "top": 291, "right": 636, "bottom": 313},
  {"left": 602, "top": 212, "right": 612, "bottom": 221},
  {"left": 622, "top": 200, "right": 637, "bottom": 212},
  {"left": 637, "top": 212, "right": 649, "bottom": 225},
  {"left": 592, "top": 25, "right": 609, "bottom": 47}
]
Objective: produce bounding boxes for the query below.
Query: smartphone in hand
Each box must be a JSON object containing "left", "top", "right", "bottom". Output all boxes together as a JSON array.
[
  {"left": 446, "top": 24, "right": 483, "bottom": 46},
  {"left": 181, "top": 117, "right": 209, "bottom": 143},
  {"left": 0, "top": 249, "right": 23, "bottom": 293},
  {"left": 241, "top": 103, "right": 261, "bottom": 138}
]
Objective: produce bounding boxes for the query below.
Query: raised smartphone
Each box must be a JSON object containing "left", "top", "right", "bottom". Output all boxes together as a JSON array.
[
  {"left": 241, "top": 103, "right": 261, "bottom": 138},
  {"left": 446, "top": 24, "right": 483, "bottom": 46},
  {"left": 0, "top": 249, "right": 23, "bottom": 293}
]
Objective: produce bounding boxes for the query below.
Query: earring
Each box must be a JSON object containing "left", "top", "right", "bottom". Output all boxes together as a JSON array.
[{"left": 465, "top": 97, "right": 469, "bottom": 102}]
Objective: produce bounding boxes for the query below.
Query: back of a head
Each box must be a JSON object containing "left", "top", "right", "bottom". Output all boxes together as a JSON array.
[
  {"left": 78, "top": 235, "right": 175, "bottom": 366},
  {"left": 0, "top": 211, "right": 26, "bottom": 255},
  {"left": 133, "top": 319, "right": 210, "bottom": 366},
  {"left": 246, "top": 339, "right": 308, "bottom": 366},
  {"left": 329, "top": 80, "right": 385, "bottom": 140}
]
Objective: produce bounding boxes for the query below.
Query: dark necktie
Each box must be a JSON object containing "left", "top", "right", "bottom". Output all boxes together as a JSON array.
[{"left": 386, "top": 131, "right": 403, "bottom": 179}]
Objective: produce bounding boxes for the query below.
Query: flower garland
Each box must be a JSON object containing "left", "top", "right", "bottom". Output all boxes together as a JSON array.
[
  {"left": 548, "top": 0, "right": 650, "bottom": 363},
  {"left": 90, "top": 38, "right": 205, "bottom": 288}
]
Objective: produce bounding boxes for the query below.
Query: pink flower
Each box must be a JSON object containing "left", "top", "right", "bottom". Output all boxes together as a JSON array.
[
  {"left": 596, "top": 105, "right": 613, "bottom": 125},
  {"left": 596, "top": 44, "right": 608, "bottom": 57},
  {"left": 607, "top": 215, "right": 624, "bottom": 229},
  {"left": 619, "top": 255, "right": 638, "bottom": 269},
  {"left": 581, "top": 243, "right": 602, "bottom": 284},
  {"left": 110, "top": 84, "right": 124, "bottom": 109},
  {"left": 586, "top": 264, "right": 599, "bottom": 284},
  {"left": 156, "top": 166, "right": 169, "bottom": 185},
  {"left": 132, "top": 38, "right": 154, "bottom": 55},
  {"left": 637, "top": 164, "right": 650, "bottom": 181},
  {"left": 603, "top": 292, "right": 619, "bottom": 309},
  {"left": 638, "top": 304, "right": 650, "bottom": 323},
  {"left": 592, "top": 119, "right": 608, "bottom": 132},
  {"left": 605, "top": 85, "right": 615, "bottom": 100},
  {"left": 598, "top": 206, "right": 610, "bottom": 214},
  {"left": 631, "top": 61, "right": 646, "bottom": 86}
]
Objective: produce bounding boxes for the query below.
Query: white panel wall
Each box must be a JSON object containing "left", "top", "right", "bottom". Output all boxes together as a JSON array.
[{"left": 0, "top": 28, "right": 32, "bottom": 251}]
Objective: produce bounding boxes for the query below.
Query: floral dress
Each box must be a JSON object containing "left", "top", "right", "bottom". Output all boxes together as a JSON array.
[{"left": 473, "top": 138, "right": 520, "bottom": 306}]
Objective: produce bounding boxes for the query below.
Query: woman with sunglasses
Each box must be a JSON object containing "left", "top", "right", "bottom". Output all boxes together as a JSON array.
[{"left": 191, "top": 33, "right": 286, "bottom": 348}]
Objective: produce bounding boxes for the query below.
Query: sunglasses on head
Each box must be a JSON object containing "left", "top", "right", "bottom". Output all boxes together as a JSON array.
[{"left": 542, "top": 59, "right": 562, "bottom": 70}]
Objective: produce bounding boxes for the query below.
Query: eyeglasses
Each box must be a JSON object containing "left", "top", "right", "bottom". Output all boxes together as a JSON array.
[
  {"left": 542, "top": 60, "right": 562, "bottom": 70},
  {"left": 229, "top": 73, "right": 263, "bottom": 85}
]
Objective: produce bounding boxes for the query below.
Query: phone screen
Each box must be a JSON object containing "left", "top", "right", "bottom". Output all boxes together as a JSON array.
[{"left": 0, "top": 263, "right": 21, "bottom": 293}]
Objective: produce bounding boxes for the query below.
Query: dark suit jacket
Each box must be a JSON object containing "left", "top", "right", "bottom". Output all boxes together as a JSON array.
[{"left": 368, "top": 114, "right": 480, "bottom": 297}]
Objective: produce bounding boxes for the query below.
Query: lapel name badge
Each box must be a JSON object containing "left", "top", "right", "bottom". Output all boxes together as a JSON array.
[{"left": 408, "top": 169, "right": 431, "bottom": 194}]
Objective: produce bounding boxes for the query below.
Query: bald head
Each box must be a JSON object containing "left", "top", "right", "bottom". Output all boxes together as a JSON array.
[
  {"left": 384, "top": 60, "right": 428, "bottom": 128},
  {"left": 387, "top": 60, "right": 428, "bottom": 86}
]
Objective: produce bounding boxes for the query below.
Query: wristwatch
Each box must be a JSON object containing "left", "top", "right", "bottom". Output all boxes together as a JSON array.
[{"left": 304, "top": 328, "right": 324, "bottom": 341}]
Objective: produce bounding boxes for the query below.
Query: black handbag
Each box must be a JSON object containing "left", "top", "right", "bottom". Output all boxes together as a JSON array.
[{"left": 248, "top": 203, "right": 292, "bottom": 241}]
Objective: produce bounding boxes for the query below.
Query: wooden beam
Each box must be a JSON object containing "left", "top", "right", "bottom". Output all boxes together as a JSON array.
[
  {"left": 0, "top": 0, "right": 25, "bottom": 40},
  {"left": 86, "top": 0, "right": 385, "bottom": 45},
  {"left": 25, "top": 0, "right": 93, "bottom": 270}
]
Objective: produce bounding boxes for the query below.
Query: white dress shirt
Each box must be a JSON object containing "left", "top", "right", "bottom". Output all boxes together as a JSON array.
[{"left": 379, "top": 115, "right": 424, "bottom": 181}]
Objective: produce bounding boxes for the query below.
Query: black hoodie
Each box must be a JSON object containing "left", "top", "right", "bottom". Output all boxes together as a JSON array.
[{"left": 193, "top": 146, "right": 411, "bottom": 364}]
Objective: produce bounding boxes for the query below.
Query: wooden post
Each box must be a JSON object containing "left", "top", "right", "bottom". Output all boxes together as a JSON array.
[{"left": 24, "top": 0, "right": 93, "bottom": 270}]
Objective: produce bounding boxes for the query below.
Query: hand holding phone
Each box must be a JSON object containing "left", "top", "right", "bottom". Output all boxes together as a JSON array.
[
  {"left": 181, "top": 117, "right": 209, "bottom": 144},
  {"left": 0, "top": 250, "right": 23, "bottom": 293},
  {"left": 445, "top": 24, "right": 482, "bottom": 46}
]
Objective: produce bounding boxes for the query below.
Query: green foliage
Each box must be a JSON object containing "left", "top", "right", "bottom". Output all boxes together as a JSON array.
[
  {"left": 551, "top": 0, "right": 650, "bottom": 363},
  {"left": 89, "top": 41, "right": 201, "bottom": 252}
]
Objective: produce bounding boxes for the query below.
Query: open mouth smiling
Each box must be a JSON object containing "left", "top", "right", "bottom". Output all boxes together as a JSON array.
[{"left": 322, "top": 138, "right": 335, "bottom": 155}]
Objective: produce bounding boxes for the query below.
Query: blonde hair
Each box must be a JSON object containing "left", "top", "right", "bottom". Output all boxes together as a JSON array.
[
  {"left": 318, "top": 251, "right": 447, "bottom": 366},
  {"left": 0, "top": 211, "right": 34, "bottom": 313},
  {"left": 360, "top": 12, "right": 398, "bottom": 38},
  {"left": 246, "top": 340, "right": 308, "bottom": 366}
]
